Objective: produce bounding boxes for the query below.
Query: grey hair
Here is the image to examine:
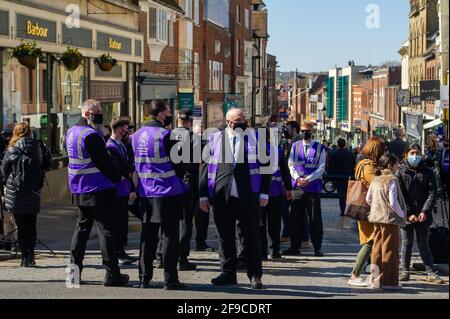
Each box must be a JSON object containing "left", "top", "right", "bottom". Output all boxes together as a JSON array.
[{"left": 82, "top": 99, "right": 101, "bottom": 113}]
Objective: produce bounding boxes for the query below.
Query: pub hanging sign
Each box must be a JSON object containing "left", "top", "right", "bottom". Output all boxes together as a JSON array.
[{"left": 420, "top": 80, "right": 441, "bottom": 102}]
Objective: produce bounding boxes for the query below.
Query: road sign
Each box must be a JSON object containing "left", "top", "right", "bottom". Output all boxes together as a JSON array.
[{"left": 397, "top": 89, "right": 411, "bottom": 107}]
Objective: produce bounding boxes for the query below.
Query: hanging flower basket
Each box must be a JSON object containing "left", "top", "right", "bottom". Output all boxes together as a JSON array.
[
  {"left": 12, "top": 41, "right": 43, "bottom": 69},
  {"left": 60, "top": 47, "right": 83, "bottom": 71},
  {"left": 94, "top": 53, "right": 118, "bottom": 72}
]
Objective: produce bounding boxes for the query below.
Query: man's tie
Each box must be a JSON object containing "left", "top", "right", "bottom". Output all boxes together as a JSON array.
[{"left": 232, "top": 136, "right": 237, "bottom": 167}]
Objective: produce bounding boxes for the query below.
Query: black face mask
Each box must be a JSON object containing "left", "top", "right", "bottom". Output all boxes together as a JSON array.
[
  {"left": 164, "top": 115, "right": 174, "bottom": 127},
  {"left": 89, "top": 113, "right": 104, "bottom": 125},
  {"left": 232, "top": 122, "right": 248, "bottom": 132},
  {"left": 282, "top": 130, "right": 292, "bottom": 140},
  {"left": 302, "top": 131, "right": 312, "bottom": 141}
]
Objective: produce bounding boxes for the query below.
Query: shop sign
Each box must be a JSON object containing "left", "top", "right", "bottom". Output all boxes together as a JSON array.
[
  {"left": 97, "top": 32, "right": 132, "bottom": 55},
  {"left": 0, "top": 10, "right": 8, "bottom": 36},
  {"left": 135, "top": 39, "right": 142, "bottom": 57},
  {"left": 178, "top": 93, "right": 195, "bottom": 111},
  {"left": 420, "top": 80, "right": 440, "bottom": 101},
  {"left": 411, "top": 96, "right": 422, "bottom": 105},
  {"left": 405, "top": 113, "right": 422, "bottom": 139},
  {"left": 440, "top": 85, "right": 449, "bottom": 109},
  {"left": 16, "top": 14, "right": 56, "bottom": 43},
  {"left": 62, "top": 25, "right": 92, "bottom": 49}
]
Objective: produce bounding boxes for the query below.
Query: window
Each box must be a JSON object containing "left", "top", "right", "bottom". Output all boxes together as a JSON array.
[
  {"left": 235, "top": 39, "right": 241, "bottom": 66},
  {"left": 169, "top": 17, "right": 174, "bottom": 46},
  {"left": 149, "top": 7, "right": 169, "bottom": 42},
  {"left": 245, "top": 9, "right": 250, "bottom": 29},
  {"left": 194, "top": 52, "right": 200, "bottom": 86},
  {"left": 194, "top": 0, "right": 200, "bottom": 24},
  {"left": 210, "top": 61, "right": 223, "bottom": 91},
  {"left": 158, "top": 9, "right": 168, "bottom": 42},
  {"left": 185, "top": 0, "right": 193, "bottom": 19},
  {"left": 236, "top": 5, "right": 241, "bottom": 24}
]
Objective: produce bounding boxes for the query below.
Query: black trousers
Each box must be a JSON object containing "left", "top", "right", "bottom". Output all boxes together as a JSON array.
[
  {"left": 179, "top": 192, "right": 195, "bottom": 263},
  {"left": 139, "top": 197, "right": 181, "bottom": 283},
  {"left": 260, "top": 195, "right": 283, "bottom": 256},
  {"left": 156, "top": 192, "right": 194, "bottom": 263},
  {"left": 114, "top": 196, "right": 129, "bottom": 252},
  {"left": 213, "top": 198, "right": 262, "bottom": 279},
  {"left": 289, "top": 193, "right": 323, "bottom": 252},
  {"left": 14, "top": 214, "right": 37, "bottom": 258},
  {"left": 195, "top": 208, "right": 210, "bottom": 245},
  {"left": 70, "top": 205, "right": 120, "bottom": 279}
]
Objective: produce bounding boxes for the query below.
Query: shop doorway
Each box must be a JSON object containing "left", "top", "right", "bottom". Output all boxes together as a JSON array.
[{"left": 101, "top": 102, "right": 122, "bottom": 126}]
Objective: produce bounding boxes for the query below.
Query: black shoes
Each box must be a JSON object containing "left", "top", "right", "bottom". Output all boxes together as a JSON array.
[
  {"left": 270, "top": 252, "right": 282, "bottom": 260},
  {"left": 20, "top": 257, "right": 29, "bottom": 267},
  {"left": 314, "top": 251, "right": 324, "bottom": 257},
  {"left": 27, "top": 252, "right": 36, "bottom": 266},
  {"left": 282, "top": 249, "right": 300, "bottom": 256},
  {"left": 211, "top": 273, "right": 238, "bottom": 286},
  {"left": 195, "top": 243, "right": 215, "bottom": 252},
  {"left": 251, "top": 277, "right": 263, "bottom": 290},
  {"left": 179, "top": 261, "right": 197, "bottom": 271},
  {"left": 118, "top": 251, "right": 138, "bottom": 265},
  {"left": 103, "top": 274, "right": 130, "bottom": 287},
  {"left": 164, "top": 281, "right": 187, "bottom": 290}
]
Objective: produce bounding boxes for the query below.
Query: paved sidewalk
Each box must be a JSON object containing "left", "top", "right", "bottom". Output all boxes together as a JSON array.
[{"left": 0, "top": 199, "right": 448, "bottom": 299}]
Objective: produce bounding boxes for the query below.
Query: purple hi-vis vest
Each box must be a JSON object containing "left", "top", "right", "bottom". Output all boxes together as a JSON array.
[
  {"left": 207, "top": 131, "right": 261, "bottom": 199},
  {"left": 291, "top": 140, "right": 324, "bottom": 194},
  {"left": 132, "top": 126, "right": 187, "bottom": 198},
  {"left": 270, "top": 146, "right": 284, "bottom": 197},
  {"left": 106, "top": 138, "right": 131, "bottom": 197},
  {"left": 66, "top": 126, "right": 115, "bottom": 194}
]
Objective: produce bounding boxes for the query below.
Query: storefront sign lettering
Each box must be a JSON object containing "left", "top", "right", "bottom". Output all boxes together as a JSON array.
[
  {"left": 27, "top": 21, "right": 49, "bottom": 38},
  {"left": 109, "top": 38, "right": 122, "bottom": 50}
]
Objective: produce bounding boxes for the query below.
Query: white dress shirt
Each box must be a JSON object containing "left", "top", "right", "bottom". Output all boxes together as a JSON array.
[{"left": 288, "top": 139, "right": 326, "bottom": 183}]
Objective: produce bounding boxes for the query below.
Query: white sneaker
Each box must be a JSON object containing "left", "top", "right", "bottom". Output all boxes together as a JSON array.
[{"left": 348, "top": 277, "right": 368, "bottom": 287}]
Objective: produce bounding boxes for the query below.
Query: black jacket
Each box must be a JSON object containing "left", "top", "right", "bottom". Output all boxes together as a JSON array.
[
  {"left": 199, "top": 130, "right": 272, "bottom": 211},
  {"left": 1, "top": 138, "right": 50, "bottom": 214},
  {"left": 72, "top": 118, "right": 121, "bottom": 207},
  {"left": 396, "top": 160, "right": 437, "bottom": 217},
  {"left": 328, "top": 148, "right": 356, "bottom": 177}
]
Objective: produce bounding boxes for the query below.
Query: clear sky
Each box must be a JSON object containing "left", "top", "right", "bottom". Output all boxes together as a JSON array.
[{"left": 266, "top": 0, "right": 410, "bottom": 72}]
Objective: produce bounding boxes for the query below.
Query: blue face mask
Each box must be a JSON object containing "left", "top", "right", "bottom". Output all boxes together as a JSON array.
[{"left": 408, "top": 155, "right": 422, "bottom": 167}]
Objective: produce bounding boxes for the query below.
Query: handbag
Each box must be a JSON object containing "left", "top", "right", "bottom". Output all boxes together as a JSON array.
[{"left": 344, "top": 163, "right": 370, "bottom": 221}]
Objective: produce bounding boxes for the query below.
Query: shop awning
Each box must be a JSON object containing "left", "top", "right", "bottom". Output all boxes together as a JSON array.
[{"left": 423, "top": 118, "right": 443, "bottom": 130}]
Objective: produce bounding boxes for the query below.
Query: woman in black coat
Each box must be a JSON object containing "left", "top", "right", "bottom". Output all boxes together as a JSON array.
[
  {"left": 396, "top": 143, "right": 444, "bottom": 284},
  {"left": 1, "top": 122, "right": 50, "bottom": 267}
]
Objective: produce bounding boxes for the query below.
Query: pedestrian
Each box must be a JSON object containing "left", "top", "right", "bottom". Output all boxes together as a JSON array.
[
  {"left": 133, "top": 100, "right": 187, "bottom": 290},
  {"left": 67, "top": 99, "right": 129, "bottom": 287},
  {"left": 284, "top": 122, "right": 326, "bottom": 257},
  {"left": 348, "top": 137, "right": 386, "bottom": 287},
  {"left": 106, "top": 117, "right": 138, "bottom": 265},
  {"left": 366, "top": 153, "right": 406, "bottom": 290},
  {"left": 1, "top": 122, "right": 51, "bottom": 267},
  {"left": 388, "top": 127, "right": 409, "bottom": 160},
  {"left": 355, "top": 143, "right": 364, "bottom": 162},
  {"left": 174, "top": 108, "right": 200, "bottom": 270},
  {"left": 199, "top": 109, "right": 271, "bottom": 290},
  {"left": 260, "top": 130, "right": 293, "bottom": 260},
  {"left": 439, "top": 139, "right": 449, "bottom": 199},
  {"left": 397, "top": 144, "right": 445, "bottom": 284},
  {"left": 280, "top": 121, "right": 301, "bottom": 242},
  {"left": 424, "top": 135, "right": 439, "bottom": 169},
  {"left": 328, "top": 138, "right": 356, "bottom": 216}
]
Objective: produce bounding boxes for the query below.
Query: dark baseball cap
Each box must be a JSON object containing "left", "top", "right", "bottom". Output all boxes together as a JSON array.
[{"left": 178, "top": 108, "right": 193, "bottom": 120}]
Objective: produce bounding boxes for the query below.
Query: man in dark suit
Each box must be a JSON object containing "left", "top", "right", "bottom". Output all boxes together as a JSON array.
[
  {"left": 199, "top": 109, "right": 271, "bottom": 290},
  {"left": 328, "top": 138, "right": 356, "bottom": 216},
  {"left": 388, "top": 127, "right": 409, "bottom": 160}
]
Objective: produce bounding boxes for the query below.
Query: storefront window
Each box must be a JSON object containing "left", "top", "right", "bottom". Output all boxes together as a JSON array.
[{"left": 2, "top": 50, "right": 46, "bottom": 144}]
